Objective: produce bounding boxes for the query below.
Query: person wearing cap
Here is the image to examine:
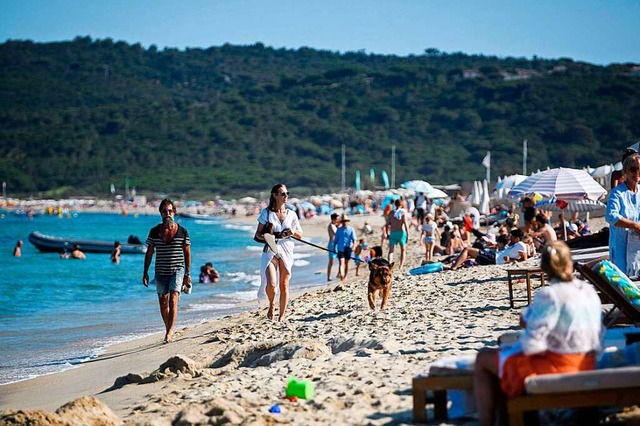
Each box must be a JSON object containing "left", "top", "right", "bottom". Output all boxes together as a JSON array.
[
  {"left": 606, "top": 152, "right": 640, "bottom": 275},
  {"left": 334, "top": 214, "right": 356, "bottom": 281},
  {"left": 386, "top": 199, "right": 410, "bottom": 268},
  {"left": 326, "top": 213, "right": 340, "bottom": 281}
]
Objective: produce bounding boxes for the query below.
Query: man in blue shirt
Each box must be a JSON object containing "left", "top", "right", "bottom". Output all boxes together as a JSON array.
[{"left": 334, "top": 215, "right": 356, "bottom": 281}]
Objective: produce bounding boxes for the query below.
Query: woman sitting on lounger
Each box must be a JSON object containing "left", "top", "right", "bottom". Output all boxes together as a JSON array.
[{"left": 473, "top": 240, "right": 602, "bottom": 426}]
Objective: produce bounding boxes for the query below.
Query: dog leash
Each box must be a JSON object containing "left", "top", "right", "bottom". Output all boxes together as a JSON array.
[{"left": 290, "top": 236, "right": 366, "bottom": 264}]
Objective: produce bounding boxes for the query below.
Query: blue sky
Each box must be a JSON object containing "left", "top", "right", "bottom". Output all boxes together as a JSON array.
[{"left": 1, "top": 0, "right": 638, "bottom": 65}]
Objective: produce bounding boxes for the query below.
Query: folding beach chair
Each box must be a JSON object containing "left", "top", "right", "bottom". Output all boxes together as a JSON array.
[{"left": 575, "top": 261, "right": 640, "bottom": 326}]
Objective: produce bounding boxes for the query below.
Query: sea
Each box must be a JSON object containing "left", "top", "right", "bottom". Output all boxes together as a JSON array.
[{"left": 0, "top": 211, "right": 327, "bottom": 385}]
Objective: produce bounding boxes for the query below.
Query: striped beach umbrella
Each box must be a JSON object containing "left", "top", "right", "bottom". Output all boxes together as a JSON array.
[
  {"left": 508, "top": 167, "right": 607, "bottom": 201},
  {"left": 534, "top": 198, "right": 606, "bottom": 213}
]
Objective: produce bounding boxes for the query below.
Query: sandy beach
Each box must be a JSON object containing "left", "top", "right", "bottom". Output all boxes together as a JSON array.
[{"left": 0, "top": 212, "right": 614, "bottom": 424}]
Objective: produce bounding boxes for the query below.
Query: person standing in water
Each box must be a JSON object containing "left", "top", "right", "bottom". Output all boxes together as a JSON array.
[
  {"left": 142, "top": 199, "right": 191, "bottom": 343},
  {"left": 111, "top": 241, "right": 121, "bottom": 264},
  {"left": 13, "top": 240, "right": 22, "bottom": 257}
]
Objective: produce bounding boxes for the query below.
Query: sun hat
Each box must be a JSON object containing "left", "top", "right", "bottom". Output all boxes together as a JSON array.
[{"left": 340, "top": 214, "right": 350, "bottom": 222}]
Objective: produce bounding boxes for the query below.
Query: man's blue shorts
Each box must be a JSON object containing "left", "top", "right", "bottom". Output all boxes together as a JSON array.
[
  {"left": 155, "top": 267, "right": 184, "bottom": 295},
  {"left": 328, "top": 241, "right": 338, "bottom": 259},
  {"left": 389, "top": 230, "right": 408, "bottom": 247}
]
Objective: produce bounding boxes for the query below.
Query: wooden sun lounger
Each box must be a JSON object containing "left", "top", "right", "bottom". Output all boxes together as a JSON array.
[
  {"left": 413, "top": 367, "right": 640, "bottom": 425},
  {"left": 507, "top": 366, "right": 640, "bottom": 426},
  {"left": 575, "top": 261, "right": 640, "bottom": 326},
  {"left": 412, "top": 373, "right": 473, "bottom": 423}
]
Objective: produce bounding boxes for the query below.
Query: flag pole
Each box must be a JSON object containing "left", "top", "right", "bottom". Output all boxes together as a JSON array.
[{"left": 523, "top": 139, "right": 528, "bottom": 175}]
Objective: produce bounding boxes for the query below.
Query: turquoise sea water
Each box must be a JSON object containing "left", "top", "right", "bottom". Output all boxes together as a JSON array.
[{"left": 0, "top": 212, "right": 326, "bottom": 385}]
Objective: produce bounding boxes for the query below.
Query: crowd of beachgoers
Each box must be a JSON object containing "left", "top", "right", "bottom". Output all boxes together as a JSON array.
[{"left": 3, "top": 188, "right": 638, "bottom": 425}]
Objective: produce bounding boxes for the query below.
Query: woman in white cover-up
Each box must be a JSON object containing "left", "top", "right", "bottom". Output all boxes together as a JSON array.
[{"left": 253, "top": 184, "right": 303, "bottom": 321}]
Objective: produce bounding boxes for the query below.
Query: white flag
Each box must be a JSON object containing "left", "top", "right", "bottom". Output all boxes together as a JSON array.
[{"left": 482, "top": 152, "right": 491, "bottom": 168}]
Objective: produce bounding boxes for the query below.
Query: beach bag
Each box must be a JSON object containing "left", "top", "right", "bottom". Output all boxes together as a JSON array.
[{"left": 253, "top": 221, "right": 273, "bottom": 244}]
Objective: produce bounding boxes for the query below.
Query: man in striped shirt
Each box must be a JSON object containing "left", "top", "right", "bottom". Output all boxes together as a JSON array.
[{"left": 142, "top": 199, "right": 191, "bottom": 343}]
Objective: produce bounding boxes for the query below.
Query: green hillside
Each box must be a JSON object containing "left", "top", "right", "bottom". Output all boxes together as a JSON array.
[{"left": 1, "top": 37, "right": 639, "bottom": 198}]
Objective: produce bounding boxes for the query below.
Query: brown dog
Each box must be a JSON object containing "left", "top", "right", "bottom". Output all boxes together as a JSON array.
[{"left": 368, "top": 258, "right": 394, "bottom": 309}]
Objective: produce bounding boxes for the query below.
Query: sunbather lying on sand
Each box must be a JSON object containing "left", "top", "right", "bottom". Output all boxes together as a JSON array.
[{"left": 444, "top": 228, "right": 528, "bottom": 271}]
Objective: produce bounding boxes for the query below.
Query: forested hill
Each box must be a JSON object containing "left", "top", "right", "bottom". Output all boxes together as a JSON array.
[{"left": 1, "top": 37, "right": 639, "bottom": 198}]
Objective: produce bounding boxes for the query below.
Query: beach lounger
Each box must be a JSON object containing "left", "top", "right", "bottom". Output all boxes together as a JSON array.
[
  {"left": 412, "top": 355, "right": 475, "bottom": 423},
  {"left": 575, "top": 261, "right": 640, "bottom": 326},
  {"left": 413, "top": 364, "right": 640, "bottom": 425},
  {"left": 507, "top": 366, "right": 640, "bottom": 426},
  {"left": 570, "top": 246, "right": 609, "bottom": 263}
]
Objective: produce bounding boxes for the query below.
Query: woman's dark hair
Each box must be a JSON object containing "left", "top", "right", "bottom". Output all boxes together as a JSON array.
[
  {"left": 159, "top": 198, "right": 176, "bottom": 214},
  {"left": 267, "top": 183, "right": 285, "bottom": 212}
]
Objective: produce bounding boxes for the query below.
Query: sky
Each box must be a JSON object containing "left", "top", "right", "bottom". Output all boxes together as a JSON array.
[{"left": 1, "top": 0, "right": 638, "bottom": 65}]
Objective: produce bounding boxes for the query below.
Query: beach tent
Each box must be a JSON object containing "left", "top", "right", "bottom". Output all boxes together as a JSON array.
[{"left": 508, "top": 167, "right": 607, "bottom": 201}]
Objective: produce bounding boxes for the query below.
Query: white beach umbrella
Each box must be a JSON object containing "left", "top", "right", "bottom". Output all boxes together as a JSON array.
[
  {"left": 471, "top": 181, "right": 481, "bottom": 205},
  {"left": 589, "top": 164, "right": 614, "bottom": 179},
  {"left": 401, "top": 180, "right": 433, "bottom": 193},
  {"left": 508, "top": 167, "right": 607, "bottom": 201},
  {"left": 480, "top": 179, "right": 490, "bottom": 215},
  {"left": 238, "top": 196, "right": 257, "bottom": 204},
  {"left": 495, "top": 174, "right": 528, "bottom": 191}
]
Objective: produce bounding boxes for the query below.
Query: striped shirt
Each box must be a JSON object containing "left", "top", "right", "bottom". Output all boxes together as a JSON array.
[{"left": 146, "top": 224, "right": 190, "bottom": 276}]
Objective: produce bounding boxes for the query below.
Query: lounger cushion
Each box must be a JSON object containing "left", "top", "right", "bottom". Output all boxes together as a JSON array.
[
  {"left": 594, "top": 260, "right": 640, "bottom": 308},
  {"left": 524, "top": 366, "right": 640, "bottom": 394},
  {"left": 427, "top": 354, "right": 476, "bottom": 376}
]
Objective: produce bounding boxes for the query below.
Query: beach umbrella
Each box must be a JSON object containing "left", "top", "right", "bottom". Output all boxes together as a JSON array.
[
  {"left": 400, "top": 180, "right": 448, "bottom": 198},
  {"left": 480, "top": 179, "right": 490, "bottom": 215},
  {"left": 423, "top": 187, "right": 449, "bottom": 199},
  {"left": 495, "top": 174, "right": 528, "bottom": 191},
  {"left": 508, "top": 167, "right": 607, "bottom": 201},
  {"left": 238, "top": 196, "right": 257, "bottom": 204},
  {"left": 589, "top": 164, "right": 614, "bottom": 179},
  {"left": 534, "top": 198, "right": 606, "bottom": 214},
  {"left": 330, "top": 199, "right": 343, "bottom": 208},
  {"left": 534, "top": 198, "right": 606, "bottom": 240},
  {"left": 401, "top": 180, "right": 433, "bottom": 192},
  {"left": 471, "top": 180, "right": 481, "bottom": 205}
]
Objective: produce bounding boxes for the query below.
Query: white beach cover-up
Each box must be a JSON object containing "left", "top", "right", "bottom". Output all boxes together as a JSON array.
[{"left": 257, "top": 208, "right": 302, "bottom": 299}]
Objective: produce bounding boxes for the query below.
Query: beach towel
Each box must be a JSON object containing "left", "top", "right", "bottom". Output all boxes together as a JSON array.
[{"left": 594, "top": 260, "right": 640, "bottom": 308}]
